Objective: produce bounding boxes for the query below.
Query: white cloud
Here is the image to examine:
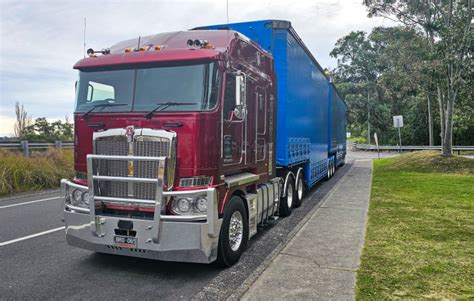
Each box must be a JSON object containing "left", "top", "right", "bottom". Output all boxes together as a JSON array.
[{"left": 0, "top": 0, "right": 394, "bottom": 137}]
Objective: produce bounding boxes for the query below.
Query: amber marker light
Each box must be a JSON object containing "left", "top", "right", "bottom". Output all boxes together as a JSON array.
[{"left": 124, "top": 47, "right": 133, "bottom": 53}]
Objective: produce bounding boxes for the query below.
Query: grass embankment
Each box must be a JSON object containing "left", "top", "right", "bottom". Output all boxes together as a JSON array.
[
  {"left": 357, "top": 151, "right": 474, "bottom": 300},
  {"left": 0, "top": 148, "right": 74, "bottom": 197}
]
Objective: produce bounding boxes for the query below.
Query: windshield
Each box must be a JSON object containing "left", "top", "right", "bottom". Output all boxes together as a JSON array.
[{"left": 75, "top": 62, "right": 219, "bottom": 113}]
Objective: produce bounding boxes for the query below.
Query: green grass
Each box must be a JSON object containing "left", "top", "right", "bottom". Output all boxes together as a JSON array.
[
  {"left": 356, "top": 151, "right": 474, "bottom": 300},
  {"left": 0, "top": 148, "right": 74, "bottom": 197}
]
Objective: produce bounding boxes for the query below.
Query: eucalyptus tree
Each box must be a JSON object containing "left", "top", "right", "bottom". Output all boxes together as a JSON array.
[{"left": 363, "top": 0, "right": 473, "bottom": 156}]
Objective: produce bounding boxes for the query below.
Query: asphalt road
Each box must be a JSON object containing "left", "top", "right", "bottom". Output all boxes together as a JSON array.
[{"left": 0, "top": 163, "right": 352, "bottom": 301}]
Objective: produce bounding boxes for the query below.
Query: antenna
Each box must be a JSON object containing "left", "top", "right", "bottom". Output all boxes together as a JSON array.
[
  {"left": 83, "top": 18, "right": 86, "bottom": 58},
  {"left": 137, "top": 36, "right": 141, "bottom": 50},
  {"left": 226, "top": 0, "right": 229, "bottom": 25}
]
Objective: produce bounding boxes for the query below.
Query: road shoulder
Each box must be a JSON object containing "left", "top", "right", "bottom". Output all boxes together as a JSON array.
[{"left": 241, "top": 159, "right": 373, "bottom": 300}]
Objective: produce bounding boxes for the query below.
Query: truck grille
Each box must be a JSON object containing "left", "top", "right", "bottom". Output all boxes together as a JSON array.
[{"left": 95, "top": 135, "right": 171, "bottom": 200}]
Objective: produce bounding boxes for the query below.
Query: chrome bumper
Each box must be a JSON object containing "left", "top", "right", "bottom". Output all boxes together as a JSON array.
[
  {"left": 63, "top": 209, "right": 221, "bottom": 263},
  {"left": 61, "top": 154, "right": 222, "bottom": 264}
]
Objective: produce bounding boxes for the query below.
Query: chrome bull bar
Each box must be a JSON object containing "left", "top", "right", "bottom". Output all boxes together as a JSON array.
[{"left": 76, "top": 154, "right": 218, "bottom": 244}]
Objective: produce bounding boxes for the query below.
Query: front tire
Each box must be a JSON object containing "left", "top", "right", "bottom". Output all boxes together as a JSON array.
[{"left": 217, "top": 196, "right": 249, "bottom": 267}]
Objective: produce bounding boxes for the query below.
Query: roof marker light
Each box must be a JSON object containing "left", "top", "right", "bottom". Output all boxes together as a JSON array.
[
  {"left": 124, "top": 47, "right": 133, "bottom": 53},
  {"left": 139, "top": 44, "right": 153, "bottom": 52},
  {"left": 154, "top": 45, "right": 161, "bottom": 51}
]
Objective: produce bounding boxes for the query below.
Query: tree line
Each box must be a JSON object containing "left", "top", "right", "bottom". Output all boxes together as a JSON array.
[
  {"left": 14, "top": 102, "right": 73, "bottom": 142},
  {"left": 330, "top": 0, "right": 472, "bottom": 156}
]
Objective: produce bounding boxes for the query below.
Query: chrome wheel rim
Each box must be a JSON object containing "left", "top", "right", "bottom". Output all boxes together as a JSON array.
[
  {"left": 287, "top": 182, "right": 294, "bottom": 208},
  {"left": 297, "top": 177, "right": 303, "bottom": 200},
  {"left": 229, "top": 211, "right": 243, "bottom": 251},
  {"left": 328, "top": 162, "right": 331, "bottom": 178}
]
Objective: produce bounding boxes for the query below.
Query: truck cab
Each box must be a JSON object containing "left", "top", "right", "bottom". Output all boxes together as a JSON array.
[{"left": 62, "top": 29, "right": 281, "bottom": 266}]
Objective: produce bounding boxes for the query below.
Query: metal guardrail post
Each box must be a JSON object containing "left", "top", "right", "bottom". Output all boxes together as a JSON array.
[
  {"left": 55, "top": 140, "right": 63, "bottom": 149},
  {"left": 21, "top": 140, "right": 29, "bottom": 157}
]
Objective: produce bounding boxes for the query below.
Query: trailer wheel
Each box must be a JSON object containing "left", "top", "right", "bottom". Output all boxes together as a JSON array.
[
  {"left": 279, "top": 174, "right": 294, "bottom": 217},
  {"left": 326, "top": 160, "right": 332, "bottom": 180},
  {"left": 217, "top": 196, "right": 249, "bottom": 267},
  {"left": 293, "top": 169, "right": 305, "bottom": 208}
]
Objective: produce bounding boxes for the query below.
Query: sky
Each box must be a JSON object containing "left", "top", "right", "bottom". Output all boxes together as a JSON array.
[{"left": 0, "top": 0, "right": 393, "bottom": 137}]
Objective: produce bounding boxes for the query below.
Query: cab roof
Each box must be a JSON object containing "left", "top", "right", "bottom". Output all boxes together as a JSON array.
[{"left": 74, "top": 30, "right": 247, "bottom": 69}]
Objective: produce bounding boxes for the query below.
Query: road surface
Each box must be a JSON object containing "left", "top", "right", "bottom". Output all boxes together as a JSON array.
[{"left": 0, "top": 162, "right": 354, "bottom": 300}]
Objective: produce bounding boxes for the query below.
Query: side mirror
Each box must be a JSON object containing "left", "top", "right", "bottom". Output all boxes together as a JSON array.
[{"left": 234, "top": 75, "right": 246, "bottom": 119}]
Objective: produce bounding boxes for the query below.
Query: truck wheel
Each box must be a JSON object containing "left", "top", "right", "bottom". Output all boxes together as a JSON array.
[
  {"left": 217, "top": 196, "right": 249, "bottom": 267},
  {"left": 326, "top": 160, "right": 332, "bottom": 180},
  {"left": 279, "top": 175, "right": 294, "bottom": 217},
  {"left": 293, "top": 169, "right": 305, "bottom": 208}
]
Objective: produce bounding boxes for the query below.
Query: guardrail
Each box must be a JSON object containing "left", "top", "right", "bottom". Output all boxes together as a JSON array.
[
  {"left": 0, "top": 141, "right": 73, "bottom": 157},
  {"left": 351, "top": 142, "right": 474, "bottom": 155}
]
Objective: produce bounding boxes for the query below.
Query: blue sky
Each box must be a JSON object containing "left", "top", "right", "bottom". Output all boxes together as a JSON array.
[{"left": 0, "top": 0, "right": 392, "bottom": 136}]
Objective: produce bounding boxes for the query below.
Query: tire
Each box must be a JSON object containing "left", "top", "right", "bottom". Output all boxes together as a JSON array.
[
  {"left": 325, "top": 160, "right": 331, "bottom": 180},
  {"left": 217, "top": 196, "right": 249, "bottom": 267},
  {"left": 293, "top": 170, "right": 305, "bottom": 208},
  {"left": 279, "top": 175, "right": 294, "bottom": 217}
]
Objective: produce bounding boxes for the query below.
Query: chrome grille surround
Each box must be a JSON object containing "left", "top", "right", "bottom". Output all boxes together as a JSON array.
[{"left": 93, "top": 128, "right": 176, "bottom": 202}]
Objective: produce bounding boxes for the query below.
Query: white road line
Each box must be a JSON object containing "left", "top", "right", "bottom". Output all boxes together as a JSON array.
[
  {"left": 0, "top": 226, "right": 65, "bottom": 247},
  {"left": 0, "top": 196, "right": 60, "bottom": 209}
]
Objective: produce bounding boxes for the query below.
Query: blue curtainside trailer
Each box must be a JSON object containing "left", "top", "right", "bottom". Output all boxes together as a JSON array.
[{"left": 196, "top": 20, "right": 347, "bottom": 192}]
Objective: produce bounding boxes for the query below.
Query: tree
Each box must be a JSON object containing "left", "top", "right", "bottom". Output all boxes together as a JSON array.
[
  {"left": 13, "top": 102, "right": 31, "bottom": 138},
  {"left": 23, "top": 117, "right": 73, "bottom": 142},
  {"left": 364, "top": 0, "right": 473, "bottom": 156},
  {"left": 331, "top": 27, "right": 432, "bottom": 145}
]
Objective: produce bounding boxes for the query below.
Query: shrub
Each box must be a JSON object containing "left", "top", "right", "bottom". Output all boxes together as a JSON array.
[{"left": 0, "top": 148, "right": 73, "bottom": 196}]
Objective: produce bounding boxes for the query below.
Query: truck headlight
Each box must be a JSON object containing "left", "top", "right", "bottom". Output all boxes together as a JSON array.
[
  {"left": 81, "top": 191, "right": 90, "bottom": 205},
  {"left": 177, "top": 198, "right": 192, "bottom": 213},
  {"left": 172, "top": 196, "right": 208, "bottom": 215},
  {"left": 72, "top": 189, "right": 83, "bottom": 205},
  {"left": 196, "top": 198, "right": 207, "bottom": 213}
]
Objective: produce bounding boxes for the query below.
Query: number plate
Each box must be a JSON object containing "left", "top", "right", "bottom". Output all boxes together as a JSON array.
[{"left": 113, "top": 235, "right": 137, "bottom": 248}]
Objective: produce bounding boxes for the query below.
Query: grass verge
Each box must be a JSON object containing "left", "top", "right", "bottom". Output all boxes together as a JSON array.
[
  {"left": 0, "top": 148, "right": 73, "bottom": 197},
  {"left": 356, "top": 151, "right": 474, "bottom": 300}
]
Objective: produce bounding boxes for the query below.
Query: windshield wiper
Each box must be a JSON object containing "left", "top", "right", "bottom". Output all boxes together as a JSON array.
[
  {"left": 82, "top": 101, "right": 127, "bottom": 120},
  {"left": 144, "top": 102, "right": 197, "bottom": 119}
]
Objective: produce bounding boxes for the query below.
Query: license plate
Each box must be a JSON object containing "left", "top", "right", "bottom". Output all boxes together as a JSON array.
[{"left": 113, "top": 235, "right": 137, "bottom": 248}]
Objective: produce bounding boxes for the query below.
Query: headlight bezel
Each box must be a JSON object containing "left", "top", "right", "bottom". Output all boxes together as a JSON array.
[
  {"left": 171, "top": 196, "right": 208, "bottom": 216},
  {"left": 66, "top": 186, "right": 89, "bottom": 209}
]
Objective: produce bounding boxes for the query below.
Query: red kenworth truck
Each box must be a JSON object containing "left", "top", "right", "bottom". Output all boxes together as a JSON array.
[{"left": 62, "top": 20, "right": 347, "bottom": 266}]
